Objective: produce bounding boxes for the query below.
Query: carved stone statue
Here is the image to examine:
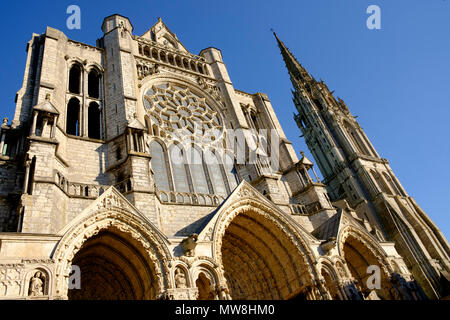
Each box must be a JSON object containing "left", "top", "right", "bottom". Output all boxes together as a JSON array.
[
  {"left": 28, "top": 271, "right": 45, "bottom": 296},
  {"left": 174, "top": 268, "right": 187, "bottom": 288},
  {"left": 181, "top": 233, "right": 198, "bottom": 257}
]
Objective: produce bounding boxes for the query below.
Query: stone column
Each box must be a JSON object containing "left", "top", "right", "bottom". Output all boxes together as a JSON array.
[
  {"left": 23, "top": 159, "right": 31, "bottom": 194},
  {"left": 51, "top": 115, "right": 58, "bottom": 139},
  {"left": 312, "top": 167, "right": 321, "bottom": 183},
  {"left": 304, "top": 167, "right": 313, "bottom": 184},
  {"left": 30, "top": 111, "right": 38, "bottom": 136}
]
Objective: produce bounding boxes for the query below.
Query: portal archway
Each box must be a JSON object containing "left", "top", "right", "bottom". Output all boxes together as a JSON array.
[
  {"left": 214, "top": 199, "right": 317, "bottom": 300},
  {"left": 68, "top": 228, "right": 159, "bottom": 300},
  {"left": 53, "top": 196, "right": 172, "bottom": 300},
  {"left": 339, "top": 228, "right": 395, "bottom": 299}
]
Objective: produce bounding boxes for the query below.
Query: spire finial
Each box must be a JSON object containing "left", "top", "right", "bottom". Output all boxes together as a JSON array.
[{"left": 274, "top": 33, "right": 314, "bottom": 85}]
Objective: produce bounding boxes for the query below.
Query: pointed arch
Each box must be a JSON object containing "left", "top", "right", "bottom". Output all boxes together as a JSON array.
[
  {"left": 185, "top": 145, "right": 209, "bottom": 194},
  {"left": 68, "top": 63, "right": 82, "bottom": 94},
  {"left": 87, "top": 101, "right": 101, "bottom": 139},
  {"left": 168, "top": 142, "right": 190, "bottom": 193},
  {"left": 143, "top": 46, "right": 151, "bottom": 57},
  {"left": 53, "top": 192, "right": 171, "bottom": 299},
  {"left": 337, "top": 225, "right": 396, "bottom": 299},
  {"left": 66, "top": 97, "right": 81, "bottom": 136},
  {"left": 150, "top": 139, "right": 172, "bottom": 192},
  {"left": 204, "top": 148, "right": 227, "bottom": 196},
  {"left": 151, "top": 48, "right": 159, "bottom": 60},
  {"left": 87, "top": 68, "right": 101, "bottom": 99},
  {"left": 210, "top": 194, "right": 319, "bottom": 299}
]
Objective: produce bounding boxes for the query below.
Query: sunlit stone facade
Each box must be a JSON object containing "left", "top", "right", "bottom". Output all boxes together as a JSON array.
[{"left": 0, "top": 15, "right": 446, "bottom": 300}]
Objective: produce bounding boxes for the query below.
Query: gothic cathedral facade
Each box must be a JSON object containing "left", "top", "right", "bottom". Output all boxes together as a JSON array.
[{"left": 0, "top": 15, "right": 447, "bottom": 300}]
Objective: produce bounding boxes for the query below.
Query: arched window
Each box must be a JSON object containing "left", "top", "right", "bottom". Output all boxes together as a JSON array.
[
  {"left": 175, "top": 56, "right": 182, "bottom": 68},
  {"left": 143, "top": 46, "right": 150, "bottom": 57},
  {"left": 151, "top": 49, "right": 159, "bottom": 60},
  {"left": 224, "top": 153, "right": 239, "bottom": 191},
  {"left": 160, "top": 51, "right": 167, "bottom": 63},
  {"left": 88, "top": 102, "right": 101, "bottom": 139},
  {"left": 187, "top": 147, "right": 209, "bottom": 194},
  {"left": 197, "top": 64, "right": 204, "bottom": 74},
  {"left": 190, "top": 61, "right": 197, "bottom": 72},
  {"left": 88, "top": 70, "right": 101, "bottom": 99},
  {"left": 183, "top": 58, "right": 189, "bottom": 69},
  {"left": 169, "top": 144, "right": 191, "bottom": 193},
  {"left": 168, "top": 54, "right": 175, "bottom": 65},
  {"left": 66, "top": 98, "right": 81, "bottom": 136},
  {"left": 150, "top": 140, "right": 171, "bottom": 191},
  {"left": 204, "top": 150, "right": 227, "bottom": 196},
  {"left": 68, "top": 64, "right": 82, "bottom": 94}
]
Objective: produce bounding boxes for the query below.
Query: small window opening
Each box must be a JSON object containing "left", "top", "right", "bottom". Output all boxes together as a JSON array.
[
  {"left": 66, "top": 98, "right": 81, "bottom": 136},
  {"left": 68, "top": 64, "right": 81, "bottom": 94}
]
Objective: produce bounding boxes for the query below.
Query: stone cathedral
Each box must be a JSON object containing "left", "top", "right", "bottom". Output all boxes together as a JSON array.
[{"left": 0, "top": 15, "right": 448, "bottom": 300}]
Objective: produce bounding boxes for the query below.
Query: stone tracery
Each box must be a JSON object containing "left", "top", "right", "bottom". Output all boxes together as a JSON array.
[
  {"left": 143, "top": 82, "right": 224, "bottom": 146},
  {"left": 0, "top": 15, "right": 434, "bottom": 302}
]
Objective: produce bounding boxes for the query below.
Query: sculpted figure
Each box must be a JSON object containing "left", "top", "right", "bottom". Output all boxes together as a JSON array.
[
  {"left": 29, "top": 271, "right": 45, "bottom": 296},
  {"left": 181, "top": 234, "right": 198, "bottom": 257},
  {"left": 174, "top": 268, "right": 187, "bottom": 288}
]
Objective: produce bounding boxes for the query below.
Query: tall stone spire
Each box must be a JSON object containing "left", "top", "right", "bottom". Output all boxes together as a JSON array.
[
  {"left": 277, "top": 34, "right": 450, "bottom": 299},
  {"left": 273, "top": 32, "right": 314, "bottom": 85}
]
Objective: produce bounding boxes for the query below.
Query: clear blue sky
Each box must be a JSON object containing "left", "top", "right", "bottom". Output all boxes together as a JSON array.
[{"left": 0, "top": 0, "right": 448, "bottom": 239}]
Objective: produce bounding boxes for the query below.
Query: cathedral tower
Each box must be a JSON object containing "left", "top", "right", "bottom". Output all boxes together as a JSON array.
[
  {"left": 0, "top": 15, "right": 436, "bottom": 300},
  {"left": 275, "top": 33, "right": 450, "bottom": 299}
]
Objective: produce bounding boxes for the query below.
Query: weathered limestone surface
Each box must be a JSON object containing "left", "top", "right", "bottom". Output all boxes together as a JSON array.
[{"left": 0, "top": 15, "right": 445, "bottom": 300}]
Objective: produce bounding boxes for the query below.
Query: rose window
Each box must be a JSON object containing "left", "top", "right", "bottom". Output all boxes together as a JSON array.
[{"left": 143, "top": 83, "right": 224, "bottom": 145}]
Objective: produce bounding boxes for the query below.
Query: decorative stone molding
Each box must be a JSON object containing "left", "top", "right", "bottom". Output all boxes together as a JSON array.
[
  {"left": 52, "top": 188, "right": 172, "bottom": 299},
  {"left": 337, "top": 225, "right": 394, "bottom": 277}
]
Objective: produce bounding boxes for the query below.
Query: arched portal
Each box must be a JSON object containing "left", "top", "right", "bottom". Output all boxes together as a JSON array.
[
  {"left": 217, "top": 204, "right": 316, "bottom": 300},
  {"left": 341, "top": 231, "right": 394, "bottom": 299},
  {"left": 68, "top": 228, "right": 159, "bottom": 300},
  {"left": 53, "top": 198, "right": 171, "bottom": 300}
]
